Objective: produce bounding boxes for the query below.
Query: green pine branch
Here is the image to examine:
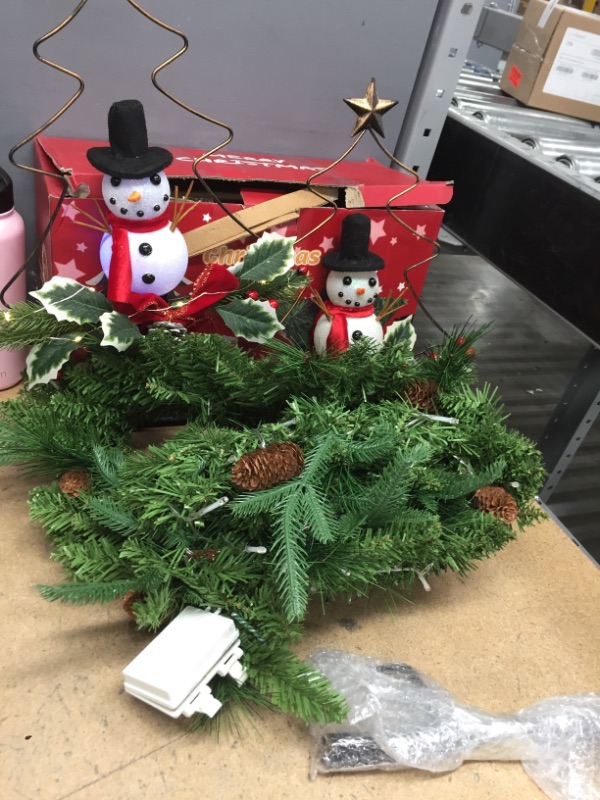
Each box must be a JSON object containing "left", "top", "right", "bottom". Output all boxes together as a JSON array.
[
  {"left": 85, "top": 497, "right": 140, "bottom": 536},
  {"left": 38, "top": 579, "right": 136, "bottom": 605},
  {"left": 246, "top": 648, "right": 349, "bottom": 724},
  {"left": 0, "top": 301, "right": 85, "bottom": 347},
  {"left": 0, "top": 322, "right": 548, "bottom": 728},
  {"left": 270, "top": 492, "right": 310, "bottom": 622}
]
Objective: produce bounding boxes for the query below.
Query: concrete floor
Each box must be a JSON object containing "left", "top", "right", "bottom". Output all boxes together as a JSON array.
[{"left": 413, "top": 249, "right": 600, "bottom": 565}]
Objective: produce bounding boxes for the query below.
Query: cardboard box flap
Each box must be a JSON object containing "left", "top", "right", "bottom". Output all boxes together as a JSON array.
[
  {"left": 35, "top": 138, "right": 92, "bottom": 199},
  {"left": 240, "top": 188, "right": 285, "bottom": 206},
  {"left": 37, "top": 135, "right": 453, "bottom": 209},
  {"left": 340, "top": 158, "right": 453, "bottom": 207}
]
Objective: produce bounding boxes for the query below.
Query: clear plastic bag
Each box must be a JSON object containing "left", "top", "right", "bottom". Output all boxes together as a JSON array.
[{"left": 309, "top": 648, "right": 600, "bottom": 800}]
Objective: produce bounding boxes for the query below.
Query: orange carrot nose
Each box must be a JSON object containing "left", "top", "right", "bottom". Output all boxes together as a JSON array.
[
  {"left": 356, "top": 287, "right": 366, "bottom": 296},
  {"left": 127, "top": 190, "right": 142, "bottom": 202}
]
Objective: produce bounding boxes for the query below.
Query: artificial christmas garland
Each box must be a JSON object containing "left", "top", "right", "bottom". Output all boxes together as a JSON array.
[{"left": 0, "top": 233, "right": 545, "bottom": 729}]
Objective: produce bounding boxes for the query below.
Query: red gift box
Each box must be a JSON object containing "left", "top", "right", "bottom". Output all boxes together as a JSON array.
[{"left": 34, "top": 135, "right": 452, "bottom": 319}]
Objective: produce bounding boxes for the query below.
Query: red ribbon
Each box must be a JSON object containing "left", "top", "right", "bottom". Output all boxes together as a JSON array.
[
  {"left": 323, "top": 300, "right": 377, "bottom": 352},
  {"left": 129, "top": 264, "right": 240, "bottom": 327},
  {"left": 107, "top": 210, "right": 171, "bottom": 305}
]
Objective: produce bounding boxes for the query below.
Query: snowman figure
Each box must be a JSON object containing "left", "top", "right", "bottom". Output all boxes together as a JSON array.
[
  {"left": 312, "top": 213, "right": 385, "bottom": 354},
  {"left": 87, "top": 99, "right": 188, "bottom": 306}
]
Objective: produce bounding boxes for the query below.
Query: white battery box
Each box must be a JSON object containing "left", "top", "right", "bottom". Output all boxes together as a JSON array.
[{"left": 123, "top": 606, "right": 247, "bottom": 718}]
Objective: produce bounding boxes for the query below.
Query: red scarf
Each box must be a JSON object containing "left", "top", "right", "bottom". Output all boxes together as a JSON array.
[
  {"left": 323, "top": 300, "right": 376, "bottom": 352},
  {"left": 107, "top": 210, "right": 171, "bottom": 304}
]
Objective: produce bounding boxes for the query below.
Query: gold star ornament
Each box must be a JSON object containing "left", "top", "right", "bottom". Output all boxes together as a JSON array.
[{"left": 344, "top": 78, "right": 398, "bottom": 137}]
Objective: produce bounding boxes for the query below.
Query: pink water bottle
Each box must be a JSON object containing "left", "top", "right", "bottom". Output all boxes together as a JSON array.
[{"left": 0, "top": 167, "right": 26, "bottom": 389}]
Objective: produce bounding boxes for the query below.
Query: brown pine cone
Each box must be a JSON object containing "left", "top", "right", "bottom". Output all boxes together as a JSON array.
[
  {"left": 231, "top": 442, "right": 304, "bottom": 491},
  {"left": 187, "top": 548, "right": 220, "bottom": 561},
  {"left": 473, "top": 485, "right": 519, "bottom": 524},
  {"left": 403, "top": 379, "right": 438, "bottom": 411},
  {"left": 58, "top": 470, "right": 91, "bottom": 497},
  {"left": 122, "top": 590, "right": 144, "bottom": 620}
]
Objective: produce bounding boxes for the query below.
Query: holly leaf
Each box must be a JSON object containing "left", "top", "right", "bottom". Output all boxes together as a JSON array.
[
  {"left": 31, "top": 277, "right": 112, "bottom": 324},
  {"left": 216, "top": 298, "right": 284, "bottom": 343},
  {"left": 99, "top": 311, "right": 142, "bottom": 352},
  {"left": 26, "top": 339, "right": 80, "bottom": 388},
  {"left": 384, "top": 316, "right": 417, "bottom": 350},
  {"left": 237, "top": 232, "right": 295, "bottom": 284}
]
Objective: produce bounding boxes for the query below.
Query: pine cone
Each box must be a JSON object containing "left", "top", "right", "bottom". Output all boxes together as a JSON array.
[
  {"left": 187, "top": 548, "right": 220, "bottom": 561},
  {"left": 231, "top": 442, "right": 304, "bottom": 491},
  {"left": 473, "top": 485, "right": 519, "bottom": 524},
  {"left": 403, "top": 379, "right": 438, "bottom": 411},
  {"left": 147, "top": 321, "right": 188, "bottom": 340},
  {"left": 122, "top": 590, "right": 144, "bottom": 620},
  {"left": 58, "top": 470, "right": 91, "bottom": 497}
]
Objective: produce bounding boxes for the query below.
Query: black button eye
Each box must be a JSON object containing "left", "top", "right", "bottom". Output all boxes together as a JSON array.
[
  {"left": 369, "top": 277, "right": 377, "bottom": 287},
  {"left": 343, "top": 276, "right": 352, "bottom": 286},
  {"left": 139, "top": 243, "right": 152, "bottom": 257},
  {"left": 136, "top": 210, "right": 144, "bottom": 218},
  {"left": 153, "top": 204, "right": 160, "bottom": 212},
  {"left": 109, "top": 197, "right": 116, "bottom": 205},
  {"left": 163, "top": 193, "right": 169, "bottom": 201},
  {"left": 338, "top": 291, "right": 344, "bottom": 298},
  {"left": 142, "top": 273, "right": 155, "bottom": 284},
  {"left": 110, "top": 177, "right": 121, "bottom": 187},
  {"left": 352, "top": 330, "right": 363, "bottom": 341},
  {"left": 150, "top": 174, "right": 162, "bottom": 186}
]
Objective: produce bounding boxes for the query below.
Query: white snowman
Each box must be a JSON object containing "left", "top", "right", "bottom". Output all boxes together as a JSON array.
[
  {"left": 313, "top": 213, "right": 385, "bottom": 354},
  {"left": 87, "top": 99, "right": 188, "bottom": 306}
]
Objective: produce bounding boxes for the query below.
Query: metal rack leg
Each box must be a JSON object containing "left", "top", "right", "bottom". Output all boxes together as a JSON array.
[
  {"left": 393, "top": 0, "right": 486, "bottom": 176},
  {"left": 538, "top": 345, "right": 600, "bottom": 502}
]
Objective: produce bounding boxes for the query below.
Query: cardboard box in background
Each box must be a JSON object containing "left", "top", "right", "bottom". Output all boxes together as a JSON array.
[
  {"left": 34, "top": 136, "right": 453, "bottom": 323},
  {"left": 517, "top": 1, "right": 589, "bottom": 12},
  {"left": 501, "top": 0, "right": 600, "bottom": 122}
]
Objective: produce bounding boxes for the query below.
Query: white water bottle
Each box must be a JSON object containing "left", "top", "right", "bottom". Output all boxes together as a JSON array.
[{"left": 0, "top": 167, "right": 26, "bottom": 389}]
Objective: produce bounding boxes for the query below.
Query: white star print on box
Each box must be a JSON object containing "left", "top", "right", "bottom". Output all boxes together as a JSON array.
[
  {"left": 397, "top": 281, "right": 406, "bottom": 292},
  {"left": 202, "top": 213, "right": 212, "bottom": 223},
  {"left": 414, "top": 224, "right": 427, "bottom": 238},
  {"left": 319, "top": 236, "right": 334, "bottom": 252},
  {"left": 61, "top": 204, "right": 80, "bottom": 222},
  {"left": 76, "top": 242, "right": 88, "bottom": 253},
  {"left": 370, "top": 219, "right": 386, "bottom": 244},
  {"left": 390, "top": 237, "right": 398, "bottom": 246},
  {"left": 54, "top": 258, "right": 87, "bottom": 282}
]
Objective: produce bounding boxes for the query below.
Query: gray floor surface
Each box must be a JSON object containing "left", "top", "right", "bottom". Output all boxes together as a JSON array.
[{"left": 413, "top": 249, "right": 600, "bottom": 565}]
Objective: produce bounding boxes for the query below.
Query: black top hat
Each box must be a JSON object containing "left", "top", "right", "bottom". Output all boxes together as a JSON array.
[
  {"left": 87, "top": 99, "right": 173, "bottom": 178},
  {"left": 322, "top": 213, "right": 385, "bottom": 272}
]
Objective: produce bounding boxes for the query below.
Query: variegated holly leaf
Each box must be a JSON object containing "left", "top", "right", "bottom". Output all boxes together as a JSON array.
[
  {"left": 237, "top": 232, "right": 295, "bottom": 284},
  {"left": 216, "top": 298, "right": 284, "bottom": 343},
  {"left": 31, "top": 277, "right": 112, "bottom": 324},
  {"left": 26, "top": 339, "right": 80, "bottom": 388},
  {"left": 99, "top": 311, "right": 142, "bottom": 352},
  {"left": 384, "top": 316, "right": 417, "bottom": 350}
]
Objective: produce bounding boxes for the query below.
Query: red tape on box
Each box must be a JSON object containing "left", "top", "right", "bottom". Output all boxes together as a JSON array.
[{"left": 509, "top": 65, "right": 522, "bottom": 88}]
